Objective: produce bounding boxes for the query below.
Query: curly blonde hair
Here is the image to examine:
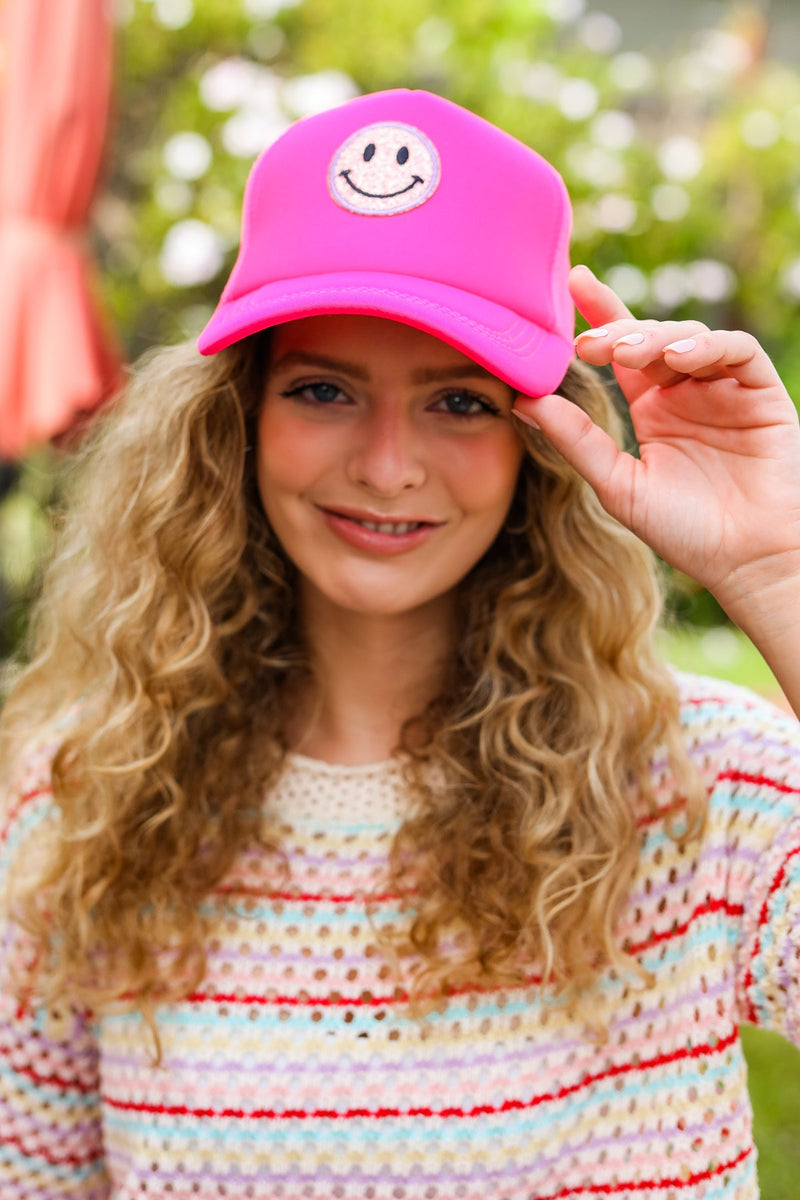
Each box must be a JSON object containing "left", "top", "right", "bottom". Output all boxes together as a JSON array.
[{"left": 0, "top": 334, "right": 704, "bottom": 1037}]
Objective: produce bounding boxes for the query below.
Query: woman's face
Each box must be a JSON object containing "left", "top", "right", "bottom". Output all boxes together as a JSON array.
[{"left": 256, "top": 314, "right": 525, "bottom": 621}]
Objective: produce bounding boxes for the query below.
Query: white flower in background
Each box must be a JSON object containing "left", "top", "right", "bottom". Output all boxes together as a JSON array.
[
  {"left": 160, "top": 220, "right": 225, "bottom": 287},
  {"left": 781, "top": 258, "right": 800, "bottom": 299},
  {"left": 741, "top": 109, "right": 781, "bottom": 149},
  {"left": 200, "top": 59, "right": 263, "bottom": 112},
  {"left": 697, "top": 30, "right": 753, "bottom": 76},
  {"left": 566, "top": 144, "right": 625, "bottom": 188},
  {"left": 243, "top": 0, "right": 302, "bottom": 17},
  {"left": 593, "top": 193, "right": 637, "bottom": 233},
  {"left": 282, "top": 70, "right": 359, "bottom": 118},
  {"left": 558, "top": 78, "right": 599, "bottom": 121},
  {"left": 543, "top": 0, "right": 585, "bottom": 22},
  {"left": 604, "top": 264, "right": 648, "bottom": 308},
  {"left": 651, "top": 183, "right": 690, "bottom": 222},
  {"left": 222, "top": 109, "right": 291, "bottom": 158},
  {"left": 205, "top": 62, "right": 288, "bottom": 158},
  {"left": 521, "top": 62, "right": 562, "bottom": 102},
  {"left": 153, "top": 0, "right": 193, "bottom": 29},
  {"left": 414, "top": 16, "right": 454, "bottom": 58},
  {"left": 673, "top": 53, "right": 720, "bottom": 97},
  {"left": 163, "top": 132, "right": 212, "bottom": 182},
  {"left": 688, "top": 260, "right": 736, "bottom": 304},
  {"left": 651, "top": 264, "right": 692, "bottom": 309},
  {"left": 658, "top": 136, "right": 704, "bottom": 182},
  {"left": 577, "top": 12, "right": 622, "bottom": 55},
  {"left": 496, "top": 56, "right": 531, "bottom": 96},
  {"left": 608, "top": 52, "right": 655, "bottom": 93},
  {"left": 700, "top": 626, "right": 741, "bottom": 666},
  {"left": 590, "top": 111, "right": 636, "bottom": 151}
]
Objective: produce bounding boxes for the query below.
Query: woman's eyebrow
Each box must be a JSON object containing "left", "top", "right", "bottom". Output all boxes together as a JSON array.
[
  {"left": 410, "top": 363, "right": 499, "bottom": 384},
  {"left": 269, "top": 351, "right": 501, "bottom": 388},
  {"left": 269, "top": 351, "right": 371, "bottom": 380}
]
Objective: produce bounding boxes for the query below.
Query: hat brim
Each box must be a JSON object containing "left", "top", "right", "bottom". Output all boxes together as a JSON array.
[{"left": 197, "top": 271, "right": 573, "bottom": 399}]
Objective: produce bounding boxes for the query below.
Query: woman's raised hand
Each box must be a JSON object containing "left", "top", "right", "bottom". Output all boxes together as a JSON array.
[{"left": 513, "top": 264, "right": 800, "bottom": 626}]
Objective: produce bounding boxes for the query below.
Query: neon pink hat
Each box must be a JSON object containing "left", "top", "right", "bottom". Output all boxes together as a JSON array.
[{"left": 198, "top": 89, "right": 574, "bottom": 397}]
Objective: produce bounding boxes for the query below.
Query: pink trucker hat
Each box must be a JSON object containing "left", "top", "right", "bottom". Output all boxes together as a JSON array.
[{"left": 198, "top": 89, "right": 574, "bottom": 397}]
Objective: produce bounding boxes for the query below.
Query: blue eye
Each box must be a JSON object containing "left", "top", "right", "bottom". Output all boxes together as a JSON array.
[
  {"left": 282, "top": 382, "right": 345, "bottom": 405},
  {"left": 363, "top": 143, "right": 376, "bottom": 162},
  {"left": 308, "top": 383, "right": 341, "bottom": 403},
  {"left": 396, "top": 146, "right": 409, "bottom": 165},
  {"left": 438, "top": 390, "right": 497, "bottom": 416}
]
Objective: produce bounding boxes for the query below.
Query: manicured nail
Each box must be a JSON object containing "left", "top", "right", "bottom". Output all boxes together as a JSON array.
[
  {"left": 613, "top": 332, "right": 645, "bottom": 347},
  {"left": 575, "top": 326, "right": 609, "bottom": 342},
  {"left": 665, "top": 338, "right": 697, "bottom": 354},
  {"left": 512, "top": 409, "right": 540, "bottom": 430}
]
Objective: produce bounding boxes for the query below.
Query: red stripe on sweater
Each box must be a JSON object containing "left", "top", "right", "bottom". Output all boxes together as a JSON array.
[
  {"left": 104, "top": 1025, "right": 738, "bottom": 1120},
  {"left": 743, "top": 842, "right": 800, "bottom": 1024},
  {"left": 716, "top": 768, "right": 800, "bottom": 796},
  {"left": 536, "top": 1147, "right": 751, "bottom": 1197},
  {"left": 626, "top": 895, "right": 743, "bottom": 957},
  {"left": 0, "top": 786, "right": 52, "bottom": 845},
  {"left": 0, "top": 1048, "right": 99, "bottom": 1095},
  {"left": 0, "top": 1129, "right": 103, "bottom": 1167}
]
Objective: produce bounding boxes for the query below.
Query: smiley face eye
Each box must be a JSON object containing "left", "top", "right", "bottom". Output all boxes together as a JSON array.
[
  {"left": 363, "top": 143, "right": 376, "bottom": 162},
  {"left": 396, "top": 146, "right": 409, "bottom": 165}
]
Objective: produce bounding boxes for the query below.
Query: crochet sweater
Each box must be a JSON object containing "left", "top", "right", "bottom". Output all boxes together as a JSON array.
[{"left": 2, "top": 673, "right": 800, "bottom": 1199}]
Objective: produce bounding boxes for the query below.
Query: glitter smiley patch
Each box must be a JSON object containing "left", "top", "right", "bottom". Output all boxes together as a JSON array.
[{"left": 329, "top": 121, "right": 441, "bottom": 216}]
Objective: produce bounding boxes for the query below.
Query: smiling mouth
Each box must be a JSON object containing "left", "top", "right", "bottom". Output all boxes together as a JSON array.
[
  {"left": 322, "top": 507, "right": 440, "bottom": 535},
  {"left": 339, "top": 169, "right": 424, "bottom": 199}
]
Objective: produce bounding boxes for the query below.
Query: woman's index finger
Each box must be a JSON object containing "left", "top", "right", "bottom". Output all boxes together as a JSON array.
[{"left": 568, "top": 264, "right": 634, "bottom": 329}]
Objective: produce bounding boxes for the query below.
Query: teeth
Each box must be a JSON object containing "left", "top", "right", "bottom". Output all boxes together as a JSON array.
[{"left": 358, "top": 519, "right": 422, "bottom": 534}]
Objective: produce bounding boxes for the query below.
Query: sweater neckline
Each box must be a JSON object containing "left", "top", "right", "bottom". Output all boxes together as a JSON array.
[{"left": 285, "top": 750, "right": 404, "bottom": 776}]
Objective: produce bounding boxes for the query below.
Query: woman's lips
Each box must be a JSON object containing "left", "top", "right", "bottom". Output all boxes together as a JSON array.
[{"left": 318, "top": 506, "right": 442, "bottom": 555}]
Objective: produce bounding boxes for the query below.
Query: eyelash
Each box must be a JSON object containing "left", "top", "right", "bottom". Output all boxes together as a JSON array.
[{"left": 280, "top": 382, "right": 501, "bottom": 418}]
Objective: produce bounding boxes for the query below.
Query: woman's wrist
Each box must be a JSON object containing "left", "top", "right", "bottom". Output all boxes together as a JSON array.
[{"left": 712, "top": 550, "right": 800, "bottom": 715}]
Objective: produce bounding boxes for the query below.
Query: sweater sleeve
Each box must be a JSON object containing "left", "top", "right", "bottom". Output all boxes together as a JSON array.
[
  {"left": 0, "top": 746, "right": 109, "bottom": 1198},
  {"left": 737, "top": 798, "right": 800, "bottom": 1044},
  {"left": 680, "top": 674, "right": 800, "bottom": 1045}
]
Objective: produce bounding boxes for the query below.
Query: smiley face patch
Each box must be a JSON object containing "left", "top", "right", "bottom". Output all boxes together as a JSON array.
[{"left": 329, "top": 121, "right": 441, "bottom": 216}]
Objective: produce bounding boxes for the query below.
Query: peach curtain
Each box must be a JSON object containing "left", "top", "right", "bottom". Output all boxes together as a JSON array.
[{"left": 0, "top": 0, "right": 123, "bottom": 459}]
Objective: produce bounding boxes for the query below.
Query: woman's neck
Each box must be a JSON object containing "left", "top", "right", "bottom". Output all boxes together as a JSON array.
[{"left": 285, "top": 587, "right": 457, "bottom": 765}]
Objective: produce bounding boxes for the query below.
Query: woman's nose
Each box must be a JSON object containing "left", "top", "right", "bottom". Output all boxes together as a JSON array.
[{"left": 346, "top": 405, "right": 427, "bottom": 496}]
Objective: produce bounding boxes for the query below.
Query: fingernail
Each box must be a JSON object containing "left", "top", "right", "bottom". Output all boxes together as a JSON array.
[
  {"left": 512, "top": 409, "right": 540, "bottom": 430},
  {"left": 613, "top": 332, "right": 645, "bottom": 347},
  {"left": 665, "top": 338, "right": 697, "bottom": 354},
  {"left": 575, "top": 327, "right": 609, "bottom": 342}
]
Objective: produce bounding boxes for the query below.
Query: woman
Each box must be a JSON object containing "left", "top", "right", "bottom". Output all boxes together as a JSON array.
[{"left": 2, "top": 88, "right": 799, "bottom": 1199}]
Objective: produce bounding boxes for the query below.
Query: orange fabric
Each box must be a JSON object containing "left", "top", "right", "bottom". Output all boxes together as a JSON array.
[{"left": 0, "top": 0, "right": 123, "bottom": 459}]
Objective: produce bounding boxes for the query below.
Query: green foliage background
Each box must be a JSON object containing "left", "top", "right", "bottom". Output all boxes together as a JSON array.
[{"left": 1, "top": 0, "right": 799, "bottom": 1186}]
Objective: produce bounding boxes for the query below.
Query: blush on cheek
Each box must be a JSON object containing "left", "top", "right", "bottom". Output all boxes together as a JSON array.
[{"left": 444, "top": 436, "right": 523, "bottom": 512}]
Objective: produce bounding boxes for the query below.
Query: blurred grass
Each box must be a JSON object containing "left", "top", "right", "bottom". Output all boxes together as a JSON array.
[{"left": 662, "top": 626, "right": 800, "bottom": 1197}]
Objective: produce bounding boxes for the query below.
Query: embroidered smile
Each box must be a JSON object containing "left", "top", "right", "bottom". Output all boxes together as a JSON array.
[{"left": 339, "top": 170, "right": 424, "bottom": 199}]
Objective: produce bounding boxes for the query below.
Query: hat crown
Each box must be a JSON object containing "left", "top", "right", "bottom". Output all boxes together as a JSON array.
[
  {"left": 223, "top": 90, "right": 571, "bottom": 340},
  {"left": 199, "top": 89, "right": 574, "bottom": 399}
]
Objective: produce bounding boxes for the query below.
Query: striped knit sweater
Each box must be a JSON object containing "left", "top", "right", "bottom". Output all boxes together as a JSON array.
[{"left": 2, "top": 672, "right": 800, "bottom": 1199}]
